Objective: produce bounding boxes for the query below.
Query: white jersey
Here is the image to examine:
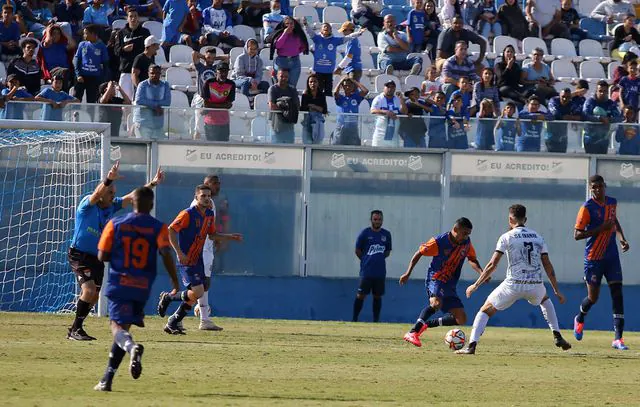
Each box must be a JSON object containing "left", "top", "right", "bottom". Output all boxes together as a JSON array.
[
  {"left": 495, "top": 226, "right": 548, "bottom": 286},
  {"left": 190, "top": 198, "right": 216, "bottom": 273}
]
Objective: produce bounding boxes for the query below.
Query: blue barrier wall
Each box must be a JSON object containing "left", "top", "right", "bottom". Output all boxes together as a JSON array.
[{"left": 147, "top": 274, "right": 639, "bottom": 332}]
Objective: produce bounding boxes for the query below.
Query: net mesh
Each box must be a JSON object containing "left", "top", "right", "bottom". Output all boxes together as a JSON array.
[{"left": 0, "top": 128, "right": 102, "bottom": 312}]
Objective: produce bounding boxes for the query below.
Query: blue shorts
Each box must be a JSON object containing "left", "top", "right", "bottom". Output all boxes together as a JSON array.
[
  {"left": 108, "top": 299, "right": 145, "bottom": 327},
  {"left": 426, "top": 279, "right": 463, "bottom": 313},
  {"left": 584, "top": 258, "right": 623, "bottom": 287},
  {"left": 179, "top": 263, "right": 205, "bottom": 288}
]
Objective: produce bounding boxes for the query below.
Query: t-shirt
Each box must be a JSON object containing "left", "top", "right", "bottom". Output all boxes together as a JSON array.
[
  {"left": 82, "top": 4, "right": 114, "bottom": 26},
  {"left": 42, "top": 43, "right": 70, "bottom": 70},
  {"left": 420, "top": 232, "right": 477, "bottom": 285},
  {"left": 408, "top": 9, "right": 426, "bottom": 45},
  {"left": 575, "top": 196, "right": 619, "bottom": 262},
  {"left": 0, "top": 88, "right": 32, "bottom": 119},
  {"left": 618, "top": 75, "right": 640, "bottom": 110},
  {"left": 371, "top": 93, "right": 401, "bottom": 141},
  {"left": 495, "top": 226, "right": 547, "bottom": 286},
  {"left": 335, "top": 92, "right": 363, "bottom": 125},
  {"left": 99, "top": 212, "right": 170, "bottom": 301},
  {"left": 132, "top": 53, "right": 155, "bottom": 83},
  {"left": 311, "top": 34, "right": 343, "bottom": 74},
  {"left": 37, "top": 88, "right": 75, "bottom": 121},
  {"left": 495, "top": 118, "right": 517, "bottom": 151},
  {"left": 0, "top": 21, "right": 20, "bottom": 44},
  {"left": 162, "top": 0, "right": 190, "bottom": 42},
  {"left": 75, "top": 40, "right": 109, "bottom": 77},
  {"left": 268, "top": 84, "right": 299, "bottom": 132},
  {"left": 71, "top": 195, "right": 124, "bottom": 256},
  {"left": 169, "top": 206, "right": 216, "bottom": 266},
  {"left": 355, "top": 227, "right": 392, "bottom": 279},
  {"left": 202, "top": 78, "right": 235, "bottom": 125},
  {"left": 195, "top": 62, "right": 216, "bottom": 95},
  {"left": 436, "top": 28, "right": 485, "bottom": 59}
]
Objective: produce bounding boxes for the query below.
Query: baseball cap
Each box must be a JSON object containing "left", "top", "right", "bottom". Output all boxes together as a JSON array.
[
  {"left": 404, "top": 87, "right": 420, "bottom": 97},
  {"left": 144, "top": 35, "right": 160, "bottom": 47},
  {"left": 338, "top": 21, "right": 355, "bottom": 33},
  {"left": 215, "top": 61, "right": 230, "bottom": 71}
]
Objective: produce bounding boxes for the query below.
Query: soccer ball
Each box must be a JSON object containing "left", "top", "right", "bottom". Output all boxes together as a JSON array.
[{"left": 444, "top": 329, "right": 466, "bottom": 351}]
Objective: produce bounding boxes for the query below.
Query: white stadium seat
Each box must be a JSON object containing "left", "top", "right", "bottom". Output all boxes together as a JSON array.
[
  {"left": 229, "top": 46, "right": 244, "bottom": 67},
  {"left": 492, "top": 36, "right": 521, "bottom": 60},
  {"left": 551, "top": 38, "right": 583, "bottom": 63},
  {"left": 579, "top": 60, "right": 607, "bottom": 83},
  {"left": 142, "top": 21, "right": 163, "bottom": 40},
  {"left": 323, "top": 6, "right": 348, "bottom": 23},
  {"left": 293, "top": 5, "right": 320, "bottom": 24},
  {"left": 522, "top": 37, "right": 555, "bottom": 63},
  {"left": 253, "top": 93, "right": 269, "bottom": 111},
  {"left": 233, "top": 24, "right": 257, "bottom": 43},
  {"left": 169, "top": 44, "right": 195, "bottom": 68},
  {"left": 551, "top": 59, "right": 578, "bottom": 82},
  {"left": 579, "top": 39, "right": 611, "bottom": 64},
  {"left": 374, "top": 74, "right": 401, "bottom": 93},
  {"left": 165, "top": 67, "right": 196, "bottom": 92},
  {"left": 404, "top": 75, "right": 423, "bottom": 91},
  {"left": 608, "top": 61, "right": 621, "bottom": 80},
  {"left": 112, "top": 19, "right": 127, "bottom": 30}
]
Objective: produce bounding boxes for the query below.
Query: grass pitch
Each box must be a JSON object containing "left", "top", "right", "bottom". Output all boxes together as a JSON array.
[{"left": 0, "top": 313, "right": 638, "bottom": 406}]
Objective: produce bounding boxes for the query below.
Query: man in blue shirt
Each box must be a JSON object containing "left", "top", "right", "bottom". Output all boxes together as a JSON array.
[
  {"left": 583, "top": 81, "right": 622, "bottom": 154},
  {"left": 35, "top": 75, "right": 78, "bottom": 121},
  {"left": 333, "top": 76, "right": 368, "bottom": 145},
  {"left": 0, "top": 5, "right": 21, "bottom": 57},
  {"left": 74, "top": 24, "right": 110, "bottom": 104},
  {"left": 516, "top": 95, "right": 553, "bottom": 152},
  {"left": 66, "top": 162, "right": 165, "bottom": 341},
  {"left": 407, "top": 0, "right": 426, "bottom": 52},
  {"left": 353, "top": 210, "right": 392, "bottom": 322},
  {"left": 133, "top": 64, "right": 171, "bottom": 139},
  {"left": 0, "top": 74, "right": 33, "bottom": 119}
]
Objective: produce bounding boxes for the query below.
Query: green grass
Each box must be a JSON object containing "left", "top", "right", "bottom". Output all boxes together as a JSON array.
[{"left": 0, "top": 313, "right": 638, "bottom": 406}]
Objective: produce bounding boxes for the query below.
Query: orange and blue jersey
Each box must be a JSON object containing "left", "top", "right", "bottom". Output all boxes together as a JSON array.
[
  {"left": 575, "top": 196, "right": 619, "bottom": 262},
  {"left": 169, "top": 206, "right": 216, "bottom": 266},
  {"left": 419, "top": 232, "right": 477, "bottom": 285},
  {"left": 98, "top": 212, "right": 170, "bottom": 301}
]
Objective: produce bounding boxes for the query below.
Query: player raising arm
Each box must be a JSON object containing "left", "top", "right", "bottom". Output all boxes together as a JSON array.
[
  {"left": 573, "top": 175, "right": 630, "bottom": 350},
  {"left": 400, "top": 217, "right": 483, "bottom": 348},
  {"left": 94, "top": 187, "right": 180, "bottom": 391},
  {"left": 157, "top": 184, "right": 242, "bottom": 334},
  {"left": 456, "top": 204, "right": 571, "bottom": 355},
  {"left": 66, "top": 161, "right": 164, "bottom": 341}
]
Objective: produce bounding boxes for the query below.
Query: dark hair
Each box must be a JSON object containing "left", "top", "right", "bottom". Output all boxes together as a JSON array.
[
  {"left": 278, "top": 68, "right": 290, "bottom": 74},
  {"left": 205, "top": 47, "right": 216, "bottom": 54},
  {"left": 623, "top": 105, "right": 636, "bottom": 113},
  {"left": 125, "top": 6, "right": 138, "bottom": 14},
  {"left": 434, "top": 91, "right": 446, "bottom": 99},
  {"left": 204, "top": 174, "right": 219, "bottom": 184},
  {"left": 597, "top": 80, "right": 609, "bottom": 88},
  {"left": 505, "top": 101, "right": 516, "bottom": 109},
  {"left": 195, "top": 184, "right": 212, "bottom": 194},
  {"left": 304, "top": 73, "right": 320, "bottom": 95},
  {"left": 528, "top": 95, "right": 541, "bottom": 104},
  {"left": 148, "top": 64, "right": 161, "bottom": 72},
  {"left": 628, "top": 59, "right": 638, "bottom": 67},
  {"left": 509, "top": 204, "right": 526, "bottom": 221},
  {"left": 576, "top": 79, "right": 589, "bottom": 90},
  {"left": 371, "top": 210, "right": 383, "bottom": 219},
  {"left": 500, "top": 44, "right": 516, "bottom": 62},
  {"left": 455, "top": 217, "right": 473, "bottom": 230},
  {"left": 589, "top": 174, "right": 605, "bottom": 184},
  {"left": 133, "top": 186, "right": 154, "bottom": 213},
  {"left": 84, "top": 24, "right": 101, "bottom": 36},
  {"left": 21, "top": 38, "right": 38, "bottom": 49},
  {"left": 2, "top": 4, "right": 14, "bottom": 12},
  {"left": 455, "top": 40, "right": 467, "bottom": 49},
  {"left": 622, "top": 51, "right": 637, "bottom": 65}
]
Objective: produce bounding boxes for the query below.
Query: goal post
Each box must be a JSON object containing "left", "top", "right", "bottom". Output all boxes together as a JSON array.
[{"left": 0, "top": 120, "right": 110, "bottom": 314}]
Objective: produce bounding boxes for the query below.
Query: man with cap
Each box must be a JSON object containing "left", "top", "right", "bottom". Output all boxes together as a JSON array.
[
  {"left": 370, "top": 79, "right": 407, "bottom": 147},
  {"left": 115, "top": 8, "right": 151, "bottom": 80},
  {"left": 335, "top": 21, "right": 363, "bottom": 82},
  {"left": 132, "top": 35, "right": 160, "bottom": 89},
  {"left": 201, "top": 61, "right": 236, "bottom": 142},
  {"left": 192, "top": 47, "right": 220, "bottom": 138},
  {"left": 133, "top": 64, "right": 171, "bottom": 139},
  {"left": 399, "top": 86, "right": 431, "bottom": 148},
  {"left": 7, "top": 38, "right": 41, "bottom": 96}
]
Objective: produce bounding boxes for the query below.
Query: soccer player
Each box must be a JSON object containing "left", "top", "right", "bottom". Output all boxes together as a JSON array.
[
  {"left": 353, "top": 210, "right": 392, "bottom": 322},
  {"left": 192, "top": 174, "right": 229, "bottom": 331},
  {"left": 94, "top": 187, "right": 180, "bottom": 392},
  {"left": 400, "top": 217, "right": 483, "bottom": 347},
  {"left": 67, "top": 162, "right": 164, "bottom": 341},
  {"left": 157, "top": 184, "right": 242, "bottom": 334},
  {"left": 456, "top": 204, "right": 571, "bottom": 355},
  {"left": 573, "top": 175, "right": 630, "bottom": 350}
]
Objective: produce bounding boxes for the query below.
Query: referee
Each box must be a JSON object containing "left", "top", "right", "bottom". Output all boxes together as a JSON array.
[{"left": 67, "top": 161, "right": 164, "bottom": 341}]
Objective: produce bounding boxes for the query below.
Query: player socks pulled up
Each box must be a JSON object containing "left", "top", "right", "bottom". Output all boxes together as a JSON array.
[
  {"left": 540, "top": 299, "right": 560, "bottom": 332},
  {"left": 197, "top": 292, "right": 211, "bottom": 321},
  {"left": 576, "top": 297, "right": 593, "bottom": 324},
  {"left": 173, "top": 302, "right": 192, "bottom": 322},
  {"left": 372, "top": 298, "right": 382, "bottom": 322},
  {"left": 72, "top": 299, "right": 92, "bottom": 331},
  {"left": 101, "top": 342, "right": 126, "bottom": 386},
  {"left": 410, "top": 306, "right": 435, "bottom": 333},
  {"left": 352, "top": 297, "right": 364, "bottom": 322},
  {"left": 469, "top": 311, "right": 489, "bottom": 345},
  {"left": 426, "top": 313, "right": 457, "bottom": 328}
]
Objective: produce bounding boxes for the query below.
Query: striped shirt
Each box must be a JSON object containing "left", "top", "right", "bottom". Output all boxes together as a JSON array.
[
  {"left": 442, "top": 55, "right": 479, "bottom": 82},
  {"left": 472, "top": 81, "right": 500, "bottom": 110}
]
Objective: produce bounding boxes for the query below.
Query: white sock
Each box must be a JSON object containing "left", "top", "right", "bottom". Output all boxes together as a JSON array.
[
  {"left": 469, "top": 311, "right": 490, "bottom": 344},
  {"left": 197, "top": 291, "right": 210, "bottom": 321},
  {"left": 540, "top": 298, "right": 560, "bottom": 332}
]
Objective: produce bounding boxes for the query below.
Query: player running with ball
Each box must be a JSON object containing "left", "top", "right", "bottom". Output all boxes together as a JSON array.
[
  {"left": 157, "top": 184, "right": 242, "bottom": 334},
  {"left": 456, "top": 204, "right": 571, "bottom": 355}
]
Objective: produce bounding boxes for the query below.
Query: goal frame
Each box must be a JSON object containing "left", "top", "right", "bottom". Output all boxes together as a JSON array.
[{"left": 0, "top": 120, "right": 111, "bottom": 315}]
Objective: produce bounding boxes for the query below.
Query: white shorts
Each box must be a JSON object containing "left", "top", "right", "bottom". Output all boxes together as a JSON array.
[{"left": 486, "top": 281, "right": 547, "bottom": 311}]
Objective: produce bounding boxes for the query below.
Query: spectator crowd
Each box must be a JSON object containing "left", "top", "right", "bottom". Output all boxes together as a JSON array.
[{"left": 0, "top": 0, "right": 638, "bottom": 155}]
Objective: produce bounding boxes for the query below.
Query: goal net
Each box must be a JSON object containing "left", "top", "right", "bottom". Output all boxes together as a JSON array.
[{"left": 0, "top": 121, "right": 110, "bottom": 313}]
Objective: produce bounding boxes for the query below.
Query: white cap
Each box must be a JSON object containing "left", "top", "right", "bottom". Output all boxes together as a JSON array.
[
  {"left": 144, "top": 35, "right": 160, "bottom": 47},
  {"left": 629, "top": 46, "right": 640, "bottom": 56}
]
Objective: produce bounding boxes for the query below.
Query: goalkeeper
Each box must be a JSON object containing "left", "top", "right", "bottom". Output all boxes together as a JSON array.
[{"left": 66, "top": 161, "right": 164, "bottom": 341}]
